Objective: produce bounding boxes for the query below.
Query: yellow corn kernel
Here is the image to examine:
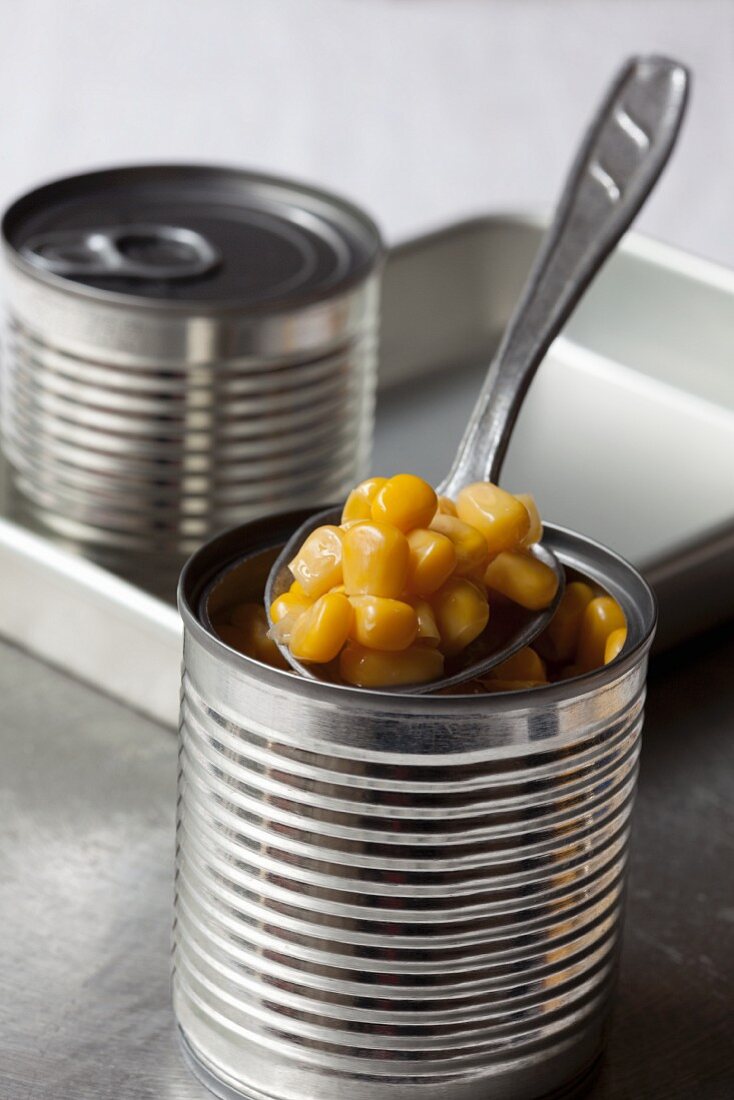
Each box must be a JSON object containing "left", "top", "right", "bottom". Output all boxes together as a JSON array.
[
  {"left": 490, "top": 646, "right": 546, "bottom": 682},
  {"left": 348, "top": 596, "right": 418, "bottom": 651},
  {"left": 289, "top": 525, "right": 343, "bottom": 599},
  {"left": 410, "top": 598, "right": 441, "bottom": 646},
  {"left": 224, "top": 604, "right": 289, "bottom": 669},
  {"left": 431, "top": 578, "right": 490, "bottom": 655},
  {"left": 483, "top": 550, "right": 559, "bottom": 611},
  {"left": 604, "top": 627, "right": 627, "bottom": 665},
  {"left": 270, "top": 589, "right": 313, "bottom": 624},
  {"left": 437, "top": 496, "right": 458, "bottom": 517},
  {"left": 341, "top": 477, "right": 388, "bottom": 523},
  {"left": 406, "top": 528, "right": 457, "bottom": 596},
  {"left": 339, "top": 643, "right": 444, "bottom": 688},
  {"left": 535, "top": 581, "right": 594, "bottom": 663},
  {"left": 289, "top": 592, "right": 353, "bottom": 663},
  {"left": 371, "top": 474, "right": 437, "bottom": 532},
  {"left": 456, "top": 482, "right": 530, "bottom": 554},
  {"left": 342, "top": 521, "right": 409, "bottom": 598},
  {"left": 516, "top": 493, "right": 543, "bottom": 546},
  {"left": 429, "top": 513, "right": 489, "bottom": 577},
  {"left": 576, "top": 597, "right": 626, "bottom": 671},
  {"left": 289, "top": 580, "right": 308, "bottom": 599}
]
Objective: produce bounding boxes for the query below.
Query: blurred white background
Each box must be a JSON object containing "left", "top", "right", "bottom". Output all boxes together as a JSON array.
[{"left": 0, "top": 0, "right": 732, "bottom": 262}]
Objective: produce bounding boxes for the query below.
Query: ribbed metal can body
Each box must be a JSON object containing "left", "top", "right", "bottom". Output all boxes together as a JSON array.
[
  {"left": 0, "top": 166, "right": 382, "bottom": 596},
  {"left": 174, "top": 516, "right": 656, "bottom": 1100}
]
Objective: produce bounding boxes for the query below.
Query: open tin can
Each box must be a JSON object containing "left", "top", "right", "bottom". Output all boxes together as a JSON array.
[
  {"left": 1, "top": 166, "right": 382, "bottom": 597},
  {"left": 174, "top": 510, "right": 656, "bottom": 1100}
]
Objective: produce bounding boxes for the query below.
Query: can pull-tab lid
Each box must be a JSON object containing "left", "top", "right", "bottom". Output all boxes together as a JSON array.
[{"left": 20, "top": 224, "right": 221, "bottom": 281}]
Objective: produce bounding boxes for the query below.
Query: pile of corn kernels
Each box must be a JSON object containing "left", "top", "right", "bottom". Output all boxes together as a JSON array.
[
  {"left": 267, "top": 475, "right": 561, "bottom": 687},
  {"left": 211, "top": 474, "right": 628, "bottom": 691}
]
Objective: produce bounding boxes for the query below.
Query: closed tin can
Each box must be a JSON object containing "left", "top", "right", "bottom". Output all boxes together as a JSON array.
[
  {"left": 1, "top": 166, "right": 382, "bottom": 596},
  {"left": 174, "top": 511, "right": 656, "bottom": 1100}
]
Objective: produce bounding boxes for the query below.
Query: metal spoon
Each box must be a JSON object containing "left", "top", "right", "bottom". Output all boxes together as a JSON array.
[{"left": 266, "top": 54, "right": 689, "bottom": 692}]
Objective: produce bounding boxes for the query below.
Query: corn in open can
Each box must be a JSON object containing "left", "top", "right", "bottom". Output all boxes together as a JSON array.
[
  {"left": 174, "top": 510, "right": 656, "bottom": 1100},
  {"left": 0, "top": 166, "right": 382, "bottom": 597}
]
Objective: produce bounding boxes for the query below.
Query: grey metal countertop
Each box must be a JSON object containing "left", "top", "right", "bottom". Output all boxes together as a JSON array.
[{"left": 1, "top": 624, "right": 732, "bottom": 1100}]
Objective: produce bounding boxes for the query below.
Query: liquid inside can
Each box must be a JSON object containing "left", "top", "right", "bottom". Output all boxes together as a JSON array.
[{"left": 1, "top": 165, "right": 383, "bottom": 598}]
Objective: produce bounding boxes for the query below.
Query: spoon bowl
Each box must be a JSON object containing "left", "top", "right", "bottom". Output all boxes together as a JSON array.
[
  {"left": 265, "top": 54, "right": 689, "bottom": 692},
  {"left": 264, "top": 503, "right": 566, "bottom": 692}
]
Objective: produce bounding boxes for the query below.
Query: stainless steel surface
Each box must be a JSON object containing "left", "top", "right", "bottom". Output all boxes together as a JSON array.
[
  {"left": 264, "top": 505, "right": 565, "bottom": 692},
  {"left": 172, "top": 510, "right": 655, "bottom": 1100},
  {"left": 441, "top": 56, "right": 688, "bottom": 496},
  {"left": 2, "top": 624, "right": 733, "bottom": 1100},
  {"left": 1, "top": 166, "right": 382, "bottom": 597},
  {"left": 266, "top": 55, "right": 687, "bottom": 691},
  {"left": 2, "top": 212, "right": 734, "bottom": 725}
]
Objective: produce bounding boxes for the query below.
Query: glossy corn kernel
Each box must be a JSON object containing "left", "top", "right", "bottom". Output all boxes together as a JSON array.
[
  {"left": 269, "top": 589, "right": 313, "bottom": 625},
  {"left": 436, "top": 495, "right": 458, "bottom": 516},
  {"left": 339, "top": 643, "right": 444, "bottom": 688},
  {"left": 576, "top": 596, "right": 626, "bottom": 671},
  {"left": 289, "top": 525, "right": 343, "bottom": 599},
  {"left": 341, "top": 477, "right": 388, "bottom": 524},
  {"left": 224, "top": 604, "right": 289, "bottom": 669},
  {"left": 429, "top": 513, "right": 489, "bottom": 577},
  {"left": 349, "top": 596, "right": 418, "bottom": 651},
  {"left": 604, "top": 626, "right": 628, "bottom": 664},
  {"left": 484, "top": 550, "right": 559, "bottom": 611},
  {"left": 410, "top": 598, "right": 441, "bottom": 646},
  {"left": 535, "top": 581, "right": 594, "bottom": 663},
  {"left": 371, "top": 474, "right": 437, "bottom": 532},
  {"left": 342, "top": 521, "right": 409, "bottom": 598},
  {"left": 456, "top": 482, "right": 530, "bottom": 554},
  {"left": 432, "top": 577, "right": 490, "bottom": 655},
  {"left": 490, "top": 646, "right": 546, "bottom": 683},
  {"left": 289, "top": 592, "right": 353, "bottom": 663},
  {"left": 406, "top": 528, "right": 457, "bottom": 596},
  {"left": 516, "top": 493, "right": 543, "bottom": 546}
]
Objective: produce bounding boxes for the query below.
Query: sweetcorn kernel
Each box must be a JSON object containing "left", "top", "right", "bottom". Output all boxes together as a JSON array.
[
  {"left": 289, "top": 525, "right": 344, "bottom": 598},
  {"left": 270, "top": 589, "right": 313, "bottom": 624},
  {"left": 429, "top": 513, "right": 489, "bottom": 577},
  {"left": 406, "top": 528, "right": 457, "bottom": 596},
  {"left": 342, "top": 477, "right": 388, "bottom": 523},
  {"left": 516, "top": 493, "right": 543, "bottom": 546},
  {"left": 490, "top": 646, "right": 546, "bottom": 682},
  {"left": 436, "top": 496, "right": 458, "bottom": 516},
  {"left": 289, "top": 592, "right": 353, "bottom": 663},
  {"left": 483, "top": 551, "right": 559, "bottom": 611},
  {"left": 432, "top": 578, "right": 490, "bottom": 655},
  {"left": 371, "top": 474, "right": 437, "bottom": 532},
  {"left": 339, "top": 643, "right": 444, "bottom": 688},
  {"left": 456, "top": 482, "right": 530, "bottom": 554},
  {"left": 604, "top": 627, "right": 627, "bottom": 664},
  {"left": 576, "top": 597, "right": 626, "bottom": 671},
  {"left": 349, "top": 596, "right": 418, "bottom": 651},
  {"left": 409, "top": 597, "right": 441, "bottom": 646},
  {"left": 342, "top": 522, "right": 410, "bottom": 598},
  {"left": 535, "top": 581, "right": 594, "bottom": 663}
]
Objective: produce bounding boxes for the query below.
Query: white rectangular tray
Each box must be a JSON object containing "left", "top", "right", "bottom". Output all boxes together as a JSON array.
[{"left": 3, "top": 213, "right": 733, "bottom": 727}]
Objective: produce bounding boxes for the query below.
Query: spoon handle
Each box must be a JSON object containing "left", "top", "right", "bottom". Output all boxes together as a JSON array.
[{"left": 439, "top": 55, "right": 689, "bottom": 497}]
